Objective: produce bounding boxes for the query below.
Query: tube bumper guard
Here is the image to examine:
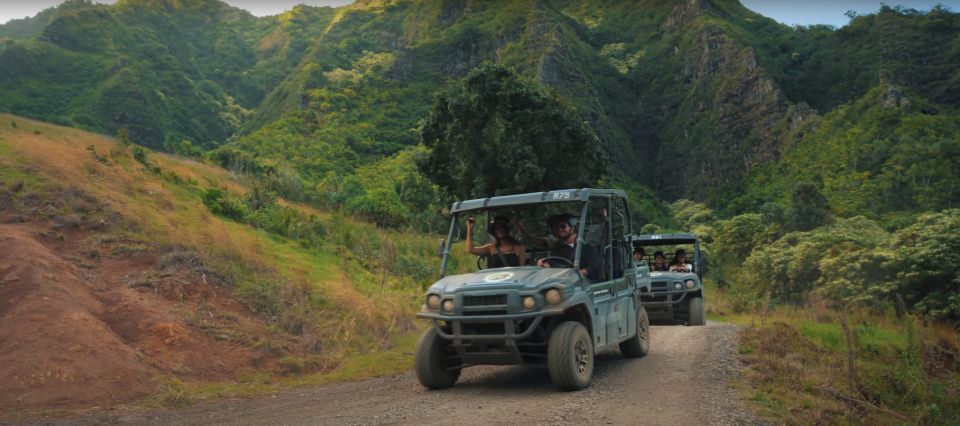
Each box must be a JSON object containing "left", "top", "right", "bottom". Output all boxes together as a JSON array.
[
  {"left": 417, "top": 307, "right": 566, "bottom": 366},
  {"left": 416, "top": 307, "right": 564, "bottom": 341},
  {"left": 640, "top": 290, "right": 692, "bottom": 307}
]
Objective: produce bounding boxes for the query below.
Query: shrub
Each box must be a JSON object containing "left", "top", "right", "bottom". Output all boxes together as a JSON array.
[
  {"left": 202, "top": 188, "right": 249, "bottom": 220},
  {"left": 344, "top": 187, "right": 412, "bottom": 228}
]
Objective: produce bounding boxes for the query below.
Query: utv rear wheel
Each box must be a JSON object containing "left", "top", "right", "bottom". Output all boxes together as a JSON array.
[
  {"left": 688, "top": 296, "right": 705, "bottom": 326},
  {"left": 547, "top": 321, "right": 593, "bottom": 391},
  {"left": 414, "top": 327, "right": 460, "bottom": 389},
  {"left": 620, "top": 305, "right": 650, "bottom": 357}
]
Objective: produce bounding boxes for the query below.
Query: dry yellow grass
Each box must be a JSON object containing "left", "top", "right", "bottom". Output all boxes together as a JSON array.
[
  {"left": 0, "top": 114, "right": 455, "bottom": 407},
  {"left": 0, "top": 114, "right": 423, "bottom": 352}
]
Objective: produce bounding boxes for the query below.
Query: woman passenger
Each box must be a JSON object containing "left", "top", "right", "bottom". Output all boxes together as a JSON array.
[{"left": 465, "top": 215, "right": 526, "bottom": 268}]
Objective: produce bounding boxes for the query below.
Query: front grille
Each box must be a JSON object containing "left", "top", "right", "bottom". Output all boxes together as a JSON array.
[
  {"left": 464, "top": 310, "right": 507, "bottom": 316},
  {"left": 464, "top": 295, "right": 507, "bottom": 306},
  {"left": 462, "top": 323, "right": 505, "bottom": 335},
  {"left": 652, "top": 281, "right": 668, "bottom": 292}
]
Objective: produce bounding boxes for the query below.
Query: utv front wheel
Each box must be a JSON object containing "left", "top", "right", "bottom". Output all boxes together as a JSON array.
[
  {"left": 688, "top": 296, "right": 705, "bottom": 326},
  {"left": 548, "top": 321, "right": 593, "bottom": 391},
  {"left": 414, "top": 327, "right": 460, "bottom": 389},
  {"left": 620, "top": 305, "right": 650, "bottom": 357}
]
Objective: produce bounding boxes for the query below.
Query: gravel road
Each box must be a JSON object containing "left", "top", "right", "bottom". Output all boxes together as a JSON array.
[{"left": 36, "top": 322, "right": 766, "bottom": 426}]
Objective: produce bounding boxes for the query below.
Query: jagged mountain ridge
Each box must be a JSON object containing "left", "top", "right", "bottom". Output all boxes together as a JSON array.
[{"left": 1, "top": 0, "right": 957, "bottom": 213}]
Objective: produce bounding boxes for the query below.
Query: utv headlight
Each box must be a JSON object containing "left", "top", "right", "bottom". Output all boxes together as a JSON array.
[
  {"left": 674, "top": 282, "right": 683, "bottom": 290},
  {"left": 522, "top": 296, "right": 536, "bottom": 310},
  {"left": 442, "top": 299, "right": 455, "bottom": 313},
  {"left": 685, "top": 280, "right": 696, "bottom": 289},
  {"left": 426, "top": 294, "right": 441, "bottom": 310},
  {"left": 545, "top": 289, "right": 562, "bottom": 305}
]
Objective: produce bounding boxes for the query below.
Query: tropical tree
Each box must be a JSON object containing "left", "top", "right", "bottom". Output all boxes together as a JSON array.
[{"left": 419, "top": 62, "right": 606, "bottom": 199}]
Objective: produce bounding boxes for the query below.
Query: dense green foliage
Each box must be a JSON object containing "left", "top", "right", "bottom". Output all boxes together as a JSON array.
[
  {"left": 734, "top": 85, "right": 960, "bottom": 223},
  {"left": 702, "top": 206, "right": 960, "bottom": 323},
  {"left": 202, "top": 186, "right": 329, "bottom": 248},
  {"left": 0, "top": 0, "right": 97, "bottom": 39},
  {"left": 419, "top": 63, "right": 606, "bottom": 199},
  {"left": 2, "top": 1, "right": 957, "bottom": 211},
  {"left": 1, "top": 0, "right": 958, "bottom": 323},
  {"left": 0, "top": 0, "right": 342, "bottom": 149},
  {"left": 769, "top": 5, "right": 960, "bottom": 112}
]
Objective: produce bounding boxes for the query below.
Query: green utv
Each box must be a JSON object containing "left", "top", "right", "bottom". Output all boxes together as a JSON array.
[
  {"left": 630, "top": 234, "right": 706, "bottom": 326},
  {"left": 415, "top": 189, "right": 652, "bottom": 391}
]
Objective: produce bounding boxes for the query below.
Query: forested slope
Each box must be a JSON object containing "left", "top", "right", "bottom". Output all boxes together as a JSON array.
[{"left": 1, "top": 0, "right": 958, "bottom": 313}]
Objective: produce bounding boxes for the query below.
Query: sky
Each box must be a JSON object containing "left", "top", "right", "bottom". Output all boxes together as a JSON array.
[
  {"left": 0, "top": 0, "right": 957, "bottom": 26},
  {"left": 740, "top": 0, "right": 958, "bottom": 27}
]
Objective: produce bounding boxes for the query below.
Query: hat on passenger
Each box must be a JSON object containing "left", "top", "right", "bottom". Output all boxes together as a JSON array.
[{"left": 487, "top": 215, "right": 511, "bottom": 236}]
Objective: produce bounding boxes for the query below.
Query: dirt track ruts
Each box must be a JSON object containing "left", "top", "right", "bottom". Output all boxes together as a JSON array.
[{"left": 33, "top": 322, "right": 767, "bottom": 426}]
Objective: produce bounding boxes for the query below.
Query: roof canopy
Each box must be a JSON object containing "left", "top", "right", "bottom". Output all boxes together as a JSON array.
[
  {"left": 450, "top": 188, "right": 626, "bottom": 213},
  {"left": 630, "top": 233, "right": 699, "bottom": 246}
]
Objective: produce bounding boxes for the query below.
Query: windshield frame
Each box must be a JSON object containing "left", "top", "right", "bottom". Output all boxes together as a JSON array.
[{"left": 438, "top": 199, "right": 594, "bottom": 277}]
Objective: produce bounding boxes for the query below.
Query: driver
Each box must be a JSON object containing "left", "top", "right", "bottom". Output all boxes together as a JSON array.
[
  {"left": 536, "top": 213, "right": 604, "bottom": 282},
  {"left": 670, "top": 249, "right": 694, "bottom": 273}
]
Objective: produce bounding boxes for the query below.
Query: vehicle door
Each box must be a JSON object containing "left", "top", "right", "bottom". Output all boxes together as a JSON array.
[
  {"left": 609, "top": 196, "right": 636, "bottom": 342},
  {"left": 581, "top": 197, "right": 616, "bottom": 349}
]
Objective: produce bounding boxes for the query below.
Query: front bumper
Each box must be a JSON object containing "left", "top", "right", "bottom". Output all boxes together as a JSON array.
[
  {"left": 640, "top": 289, "right": 694, "bottom": 307},
  {"left": 417, "top": 299, "right": 570, "bottom": 366}
]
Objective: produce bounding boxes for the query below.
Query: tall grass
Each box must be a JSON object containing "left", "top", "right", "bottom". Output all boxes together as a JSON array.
[
  {"left": 707, "top": 283, "right": 960, "bottom": 424},
  {"left": 0, "top": 115, "right": 448, "bottom": 401}
]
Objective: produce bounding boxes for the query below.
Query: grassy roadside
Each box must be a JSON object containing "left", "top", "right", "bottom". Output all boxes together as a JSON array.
[
  {"left": 152, "top": 332, "right": 421, "bottom": 407},
  {"left": 705, "top": 284, "right": 960, "bottom": 424},
  {"left": 0, "top": 115, "right": 453, "bottom": 410}
]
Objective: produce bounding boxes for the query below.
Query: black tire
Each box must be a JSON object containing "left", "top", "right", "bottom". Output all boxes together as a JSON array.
[
  {"left": 547, "top": 321, "right": 593, "bottom": 391},
  {"left": 619, "top": 305, "right": 650, "bottom": 357},
  {"left": 688, "top": 296, "right": 705, "bottom": 326},
  {"left": 414, "top": 327, "right": 461, "bottom": 389}
]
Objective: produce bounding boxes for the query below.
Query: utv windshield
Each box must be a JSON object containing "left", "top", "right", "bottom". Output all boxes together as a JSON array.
[
  {"left": 440, "top": 200, "right": 616, "bottom": 276},
  {"left": 630, "top": 234, "right": 701, "bottom": 276}
]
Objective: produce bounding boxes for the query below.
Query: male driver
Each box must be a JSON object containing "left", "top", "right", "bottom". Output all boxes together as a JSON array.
[
  {"left": 536, "top": 213, "right": 604, "bottom": 282},
  {"left": 670, "top": 249, "right": 694, "bottom": 273}
]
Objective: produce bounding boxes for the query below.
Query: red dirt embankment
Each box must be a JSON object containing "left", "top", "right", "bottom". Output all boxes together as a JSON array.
[
  {"left": 0, "top": 220, "right": 289, "bottom": 413},
  {"left": 0, "top": 224, "right": 157, "bottom": 409}
]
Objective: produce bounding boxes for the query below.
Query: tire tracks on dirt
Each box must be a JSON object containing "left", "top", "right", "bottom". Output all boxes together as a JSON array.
[{"left": 34, "top": 323, "right": 767, "bottom": 426}]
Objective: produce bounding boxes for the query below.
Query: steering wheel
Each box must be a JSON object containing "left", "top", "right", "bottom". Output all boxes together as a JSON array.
[
  {"left": 538, "top": 256, "right": 575, "bottom": 268},
  {"left": 476, "top": 255, "right": 488, "bottom": 270}
]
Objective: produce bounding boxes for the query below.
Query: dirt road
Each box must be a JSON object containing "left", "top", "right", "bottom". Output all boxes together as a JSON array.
[{"left": 37, "top": 323, "right": 765, "bottom": 426}]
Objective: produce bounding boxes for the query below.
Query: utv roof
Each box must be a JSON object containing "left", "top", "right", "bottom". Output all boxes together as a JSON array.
[
  {"left": 450, "top": 188, "right": 626, "bottom": 213},
  {"left": 631, "top": 233, "right": 699, "bottom": 246}
]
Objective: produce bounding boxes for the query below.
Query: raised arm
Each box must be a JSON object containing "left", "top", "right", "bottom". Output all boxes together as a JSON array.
[{"left": 464, "top": 217, "right": 488, "bottom": 256}]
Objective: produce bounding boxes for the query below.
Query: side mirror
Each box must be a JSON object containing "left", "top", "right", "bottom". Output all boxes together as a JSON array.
[{"left": 437, "top": 239, "right": 446, "bottom": 257}]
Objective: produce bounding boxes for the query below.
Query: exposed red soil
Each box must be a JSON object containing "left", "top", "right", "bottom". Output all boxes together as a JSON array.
[{"left": 0, "top": 219, "right": 302, "bottom": 415}]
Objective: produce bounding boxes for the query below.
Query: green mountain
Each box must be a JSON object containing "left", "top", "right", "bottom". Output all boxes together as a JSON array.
[
  {"left": 0, "top": 0, "right": 98, "bottom": 39},
  {"left": 0, "top": 0, "right": 958, "bottom": 223}
]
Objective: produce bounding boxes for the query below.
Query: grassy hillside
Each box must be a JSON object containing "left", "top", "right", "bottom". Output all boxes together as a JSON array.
[
  {"left": 0, "top": 114, "right": 466, "bottom": 413},
  {"left": 706, "top": 289, "right": 960, "bottom": 424}
]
